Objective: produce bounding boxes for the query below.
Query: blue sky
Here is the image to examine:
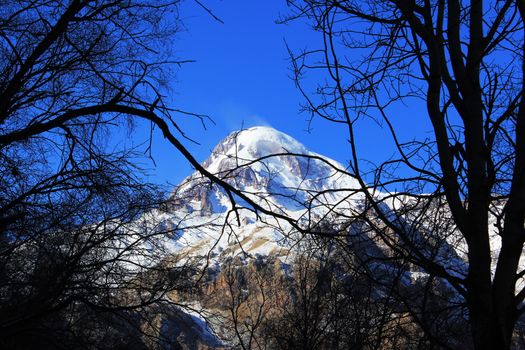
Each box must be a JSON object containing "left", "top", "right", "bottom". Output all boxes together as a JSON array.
[{"left": 136, "top": 1, "right": 430, "bottom": 185}]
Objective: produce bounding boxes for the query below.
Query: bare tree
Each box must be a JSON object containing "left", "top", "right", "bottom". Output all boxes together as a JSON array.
[
  {"left": 196, "top": 254, "right": 278, "bottom": 350},
  {"left": 0, "top": 1, "right": 219, "bottom": 348},
  {"left": 272, "top": 1, "right": 525, "bottom": 349},
  {"left": 260, "top": 235, "right": 430, "bottom": 350}
]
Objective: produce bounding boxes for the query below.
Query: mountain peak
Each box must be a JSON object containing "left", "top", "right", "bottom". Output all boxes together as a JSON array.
[
  {"left": 235, "top": 125, "right": 291, "bottom": 139},
  {"left": 215, "top": 126, "right": 308, "bottom": 160},
  {"left": 167, "top": 125, "right": 362, "bottom": 263},
  {"left": 193, "top": 125, "right": 359, "bottom": 205}
]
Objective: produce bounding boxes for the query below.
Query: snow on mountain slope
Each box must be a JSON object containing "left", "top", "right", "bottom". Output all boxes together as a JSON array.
[
  {"left": 152, "top": 126, "right": 520, "bottom": 293},
  {"left": 177, "top": 126, "right": 361, "bottom": 212},
  {"left": 158, "top": 126, "right": 364, "bottom": 261}
]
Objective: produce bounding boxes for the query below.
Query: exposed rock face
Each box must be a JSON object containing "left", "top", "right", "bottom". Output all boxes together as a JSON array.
[{"left": 141, "top": 306, "right": 228, "bottom": 350}]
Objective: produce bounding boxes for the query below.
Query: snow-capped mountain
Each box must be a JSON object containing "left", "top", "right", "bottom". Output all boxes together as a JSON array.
[
  {"left": 149, "top": 126, "right": 517, "bottom": 291},
  {"left": 149, "top": 126, "right": 464, "bottom": 274},
  {"left": 135, "top": 126, "right": 523, "bottom": 348},
  {"left": 159, "top": 126, "right": 365, "bottom": 262},
  {"left": 175, "top": 126, "right": 360, "bottom": 212}
]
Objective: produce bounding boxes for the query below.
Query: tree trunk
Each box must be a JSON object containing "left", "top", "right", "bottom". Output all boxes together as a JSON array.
[{"left": 468, "top": 268, "right": 518, "bottom": 350}]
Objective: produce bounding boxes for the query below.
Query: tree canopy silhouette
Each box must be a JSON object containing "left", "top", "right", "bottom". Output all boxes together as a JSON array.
[
  {"left": 276, "top": 1, "right": 525, "bottom": 349},
  {"left": 0, "top": 1, "right": 213, "bottom": 348}
]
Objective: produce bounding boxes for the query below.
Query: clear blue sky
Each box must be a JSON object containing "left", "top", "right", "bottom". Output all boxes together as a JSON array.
[{"left": 137, "top": 1, "right": 430, "bottom": 186}]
